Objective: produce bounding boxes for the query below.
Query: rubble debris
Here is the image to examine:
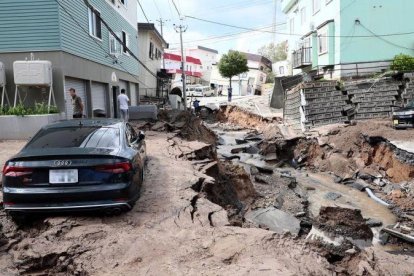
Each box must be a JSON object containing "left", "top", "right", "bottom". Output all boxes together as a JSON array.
[
  {"left": 365, "top": 218, "right": 383, "bottom": 228},
  {"left": 254, "top": 175, "right": 270, "bottom": 185},
  {"left": 315, "top": 207, "right": 373, "bottom": 243},
  {"left": 245, "top": 207, "right": 301, "bottom": 236},
  {"left": 324, "top": 192, "right": 342, "bottom": 201}
]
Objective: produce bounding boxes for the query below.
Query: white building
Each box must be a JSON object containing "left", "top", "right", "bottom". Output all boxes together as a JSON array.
[
  {"left": 137, "top": 23, "right": 169, "bottom": 98},
  {"left": 164, "top": 52, "right": 203, "bottom": 96},
  {"left": 273, "top": 60, "right": 290, "bottom": 77},
  {"left": 210, "top": 52, "right": 272, "bottom": 96},
  {"left": 166, "top": 46, "right": 218, "bottom": 84}
]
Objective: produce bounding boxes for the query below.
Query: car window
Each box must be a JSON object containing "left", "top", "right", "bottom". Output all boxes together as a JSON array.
[
  {"left": 126, "top": 123, "right": 138, "bottom": 145},
  {"left": 25, "top": 127, "right": 120, "bottom": 149}
]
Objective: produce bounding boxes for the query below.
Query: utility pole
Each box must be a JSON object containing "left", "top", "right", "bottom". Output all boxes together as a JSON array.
[
  {"left": 272, "top": 0, "right": 277, "bottom": 44},
  {"left": 174, "top": 23, "right": 188, "bottom": 110},
  {"left": 156, "top": 18, "right": 169, "bottom": 69}
]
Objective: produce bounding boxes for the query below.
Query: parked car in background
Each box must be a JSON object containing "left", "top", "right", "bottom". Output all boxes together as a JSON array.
[
  {"left": 194, "top": 86, "right": 215, "bottom": 97},
  {"left": 393, "top": 100, "right": 414, "bottom": 129},
  {"left": 2, "top": 119, "right": 146, "bottom": 218}
]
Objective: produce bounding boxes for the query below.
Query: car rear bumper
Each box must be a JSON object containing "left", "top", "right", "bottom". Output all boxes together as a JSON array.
[{"left": 2, "top": 182, "right": 137, "bottom": 212}]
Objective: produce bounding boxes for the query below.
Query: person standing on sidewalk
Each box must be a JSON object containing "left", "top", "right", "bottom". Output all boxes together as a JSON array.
[
  {"left": 117, "top": 89, "right": 130, "bottom": 122},
  {"left": 69, "top": 88, "right": 84, "bottom": 119}
]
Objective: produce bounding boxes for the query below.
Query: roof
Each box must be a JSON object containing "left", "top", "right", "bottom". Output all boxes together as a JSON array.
[
  {"left": 197, "top": 46, "right": 219, "bottom": 54},
  {"left": 44, "top": 119, "right": 123, "bottom": 129},
  {"left": 138, "top": 23, "right": 169, "bottom": 48},
  {"left": 164, "top": 53, "right": 202, "bottom": 65},
  {"left": 236, "top": 51, "right": 273, "bottom": 69}
]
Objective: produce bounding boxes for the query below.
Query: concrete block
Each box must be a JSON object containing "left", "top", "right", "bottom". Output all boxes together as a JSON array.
[{"left": 129, "top": 105, "right": 158, "bottom": 120}]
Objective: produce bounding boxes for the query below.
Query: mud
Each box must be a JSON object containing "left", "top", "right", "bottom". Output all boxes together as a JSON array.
[{"left": 1, "top": 110, "right": 414, "bottom": 275}]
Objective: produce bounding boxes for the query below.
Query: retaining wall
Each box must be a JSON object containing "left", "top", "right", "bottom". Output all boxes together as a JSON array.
[
  {"left": 0, "top": 113, "right": 63, "bottom": 140},
  {"left": 284, "top": 73, "right": 414, "bottom": 131}
]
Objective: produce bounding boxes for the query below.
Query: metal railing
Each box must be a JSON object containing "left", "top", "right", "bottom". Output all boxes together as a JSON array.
[{"left": 292, "top": 47, "right": 312, "bottom": 69}]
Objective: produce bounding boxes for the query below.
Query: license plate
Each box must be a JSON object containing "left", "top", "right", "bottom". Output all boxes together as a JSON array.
[
  {"left": 393, "top": 120, "right": 399, "bottom": 125},
  {"left": 49, "top": 169, "right": 78, "bottom": 184}
]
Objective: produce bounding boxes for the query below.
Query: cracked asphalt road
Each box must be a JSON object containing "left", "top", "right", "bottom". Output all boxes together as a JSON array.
[{"left": 1, "top": 131, "right": 413, "bottom": 275}]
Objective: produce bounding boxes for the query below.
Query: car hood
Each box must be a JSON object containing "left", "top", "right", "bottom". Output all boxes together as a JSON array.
[{"left": 11, "top": 147, "right": 121, "bottom": 160}]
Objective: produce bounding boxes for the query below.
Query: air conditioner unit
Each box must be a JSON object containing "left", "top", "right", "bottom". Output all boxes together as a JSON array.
[
  {"left": 13, "top": 60, "right": 52, "bottom": 86},
  {"left": 0, "top": 62, "right": 5, "bottom": 86}
]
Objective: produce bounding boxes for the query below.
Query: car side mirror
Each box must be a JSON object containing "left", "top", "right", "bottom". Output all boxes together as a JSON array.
[{"left": 139, "top": 131, "right": 145, "bottom": 141}]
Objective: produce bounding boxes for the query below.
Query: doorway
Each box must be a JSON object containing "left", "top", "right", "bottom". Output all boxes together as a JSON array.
[{"left": 112, "top": 86, "right": 119, "bottom": 118}]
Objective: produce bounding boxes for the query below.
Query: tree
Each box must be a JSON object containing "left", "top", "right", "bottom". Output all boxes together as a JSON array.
[
  {"left": 218, "top": 51, "right": 248, "bottom": 88},
  {"left": 258, "top": 41, "right": 288, "bottom": 63}
]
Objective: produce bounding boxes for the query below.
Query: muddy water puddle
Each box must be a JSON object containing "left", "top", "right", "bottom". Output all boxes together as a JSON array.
[
  {"left": 293, "top": 172, "right": 397, "bottom": 225},
  {"left": 212, "top": 126, "right": 398, "bottom": 244}
]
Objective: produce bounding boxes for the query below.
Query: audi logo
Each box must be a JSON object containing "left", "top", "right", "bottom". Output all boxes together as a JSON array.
[{"left": 53, "top": 160, "right": 72, "bottom": 167}]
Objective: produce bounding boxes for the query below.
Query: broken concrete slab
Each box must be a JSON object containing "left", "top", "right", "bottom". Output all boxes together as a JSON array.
[
  {"left": 231, "top": 146, "right": 248, "bottom": 154},
  {"left": 245, "top": 207, "right": 301, "bottom": 236},
  {"left": 365, "top": 218, "right": 383, "bottom": 228},
  {"left": 324, "top": 192, "right": 342, "bottom": 201},
  {"left": 254, "top": 175, "right": 270, "bottom": 184},
  {"left": 235, "top": 138, "right": 248, "bottom": 145}
]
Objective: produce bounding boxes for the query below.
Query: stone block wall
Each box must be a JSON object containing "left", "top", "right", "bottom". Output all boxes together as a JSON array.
[{"left": 283, "top": 73, "right": 414, "bottom": 131}]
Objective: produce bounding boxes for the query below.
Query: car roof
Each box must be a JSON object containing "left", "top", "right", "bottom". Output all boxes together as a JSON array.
[{"left": 43, "top": 119, "right": 124, "bottom": 129}]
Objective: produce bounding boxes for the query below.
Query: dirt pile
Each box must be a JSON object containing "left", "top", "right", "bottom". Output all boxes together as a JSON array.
[
  {"left": 317, "top": 207, "right": 373, "bottom": 241},
  {"left": 132, "top": 109, "right": 217, "bottom": 146},
  {"left": 217, "top": 105, "right": 282, "bottom": 135}
]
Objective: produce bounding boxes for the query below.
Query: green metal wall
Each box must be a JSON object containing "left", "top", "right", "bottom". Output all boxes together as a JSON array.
[
  {"left": 339, "top": 0, "right": 414, "bottom": 63},
  {"left": 59, "top": 0, "right": 139, "bottom": 76},
  {"left": 0, "top": 0, "right": 139, "bottom": 76},
  {"left": 0, "top": 0, "right": 60, "bottom": 52}
]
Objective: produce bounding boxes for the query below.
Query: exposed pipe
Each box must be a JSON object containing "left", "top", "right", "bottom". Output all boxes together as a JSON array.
[{"left": 365, "top": 188, "right": 390, "bottom": 207}]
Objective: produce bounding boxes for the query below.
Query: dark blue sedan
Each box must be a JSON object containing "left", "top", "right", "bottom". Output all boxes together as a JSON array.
[{"left": 2, "top": 119, "right": 146, "bottom": 217}]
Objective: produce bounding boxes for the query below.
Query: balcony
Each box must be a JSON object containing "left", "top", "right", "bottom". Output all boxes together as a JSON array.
[
  {"left": 292, "top": 47, "right": 312, "bottom": 69},
  {"left": 281, "top": 0, "right": 298, "bottom": 13}
]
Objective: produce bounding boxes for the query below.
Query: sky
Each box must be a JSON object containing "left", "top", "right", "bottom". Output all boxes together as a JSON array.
[{"left": 137, "top": 0, "right": 287, "bottom": 56}]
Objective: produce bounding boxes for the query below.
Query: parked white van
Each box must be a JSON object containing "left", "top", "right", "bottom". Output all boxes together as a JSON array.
[{"left": 194, "top": 86, "right": 215, "bottom": 97}]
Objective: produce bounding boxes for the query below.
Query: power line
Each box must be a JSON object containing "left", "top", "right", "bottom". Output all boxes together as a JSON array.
[
  {"left": 137, "top": 0, "right": 150, "bottom": 23},
  {"left": 171, "top": 0, "right": 181, "bottom": 18},
  {"left": 169, "top": 23, "right": 285, "bottom": 45},
  {"left": 359, "top": 23, "right": 414, "bottom": 51},
  {"left": 152, "top": 0, "right": 162, "bottom": 18},
  {"left": 185, "top": 15, "right": 414, "bottom": 38}
]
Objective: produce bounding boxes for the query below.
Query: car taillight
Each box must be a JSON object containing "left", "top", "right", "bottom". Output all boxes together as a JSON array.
[
  {"left": 95, "top": 162, "right": 132, "bottom": 174},
  {"left": 2, "top": 165, "right": 33, "bottom": 177}
]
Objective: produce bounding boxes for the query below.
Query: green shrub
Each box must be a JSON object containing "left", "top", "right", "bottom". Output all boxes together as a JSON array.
[
  {"left": 390, "top": 54, "right": 414, "bottom": 72},
  {"left": 0, "top": 103, "right": 58, "bottom": 116}
]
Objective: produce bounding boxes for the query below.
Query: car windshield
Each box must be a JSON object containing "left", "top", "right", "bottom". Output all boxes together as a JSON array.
[
  {"left": 25, "top": 127, "right": 120, "bottom": 149},
  {"left": 406, "top": 100, "right": 414, "bottom": 108}
]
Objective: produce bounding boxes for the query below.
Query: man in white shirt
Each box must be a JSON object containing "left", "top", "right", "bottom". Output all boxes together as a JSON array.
[{"left": 117, "top": 89, "right": 130, "bottom": 122}]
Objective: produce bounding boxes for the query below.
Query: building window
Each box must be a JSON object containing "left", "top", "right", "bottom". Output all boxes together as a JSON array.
[
  {"left": 300, "top": 7, "right": 306, "bottom": 24},
  {"left": 149, "top": 42, "right": 154, "bottom": 59},
  {"left": 122, "top": 31, "right": 129, "bottom": 54},
  {"left": 109, "top": 34, "right": 121, "bottom": 56},
  {"left": 120, "top": 0, "right": 127, "bottom": 7},
  {"left": 88, "top": 7, "right": 102, "bottom": 39},
  {"left": 318, "top": 31, "right": 328, "bottom": 54},
  {"left": 313, "top": 0, "right": 321, "bottom": 14},
  {"left": 289, "top": 18, "right": 294, "bottom": 34},
  {"left": 279, "top": 66, "right": 285, "bottom": 75}
]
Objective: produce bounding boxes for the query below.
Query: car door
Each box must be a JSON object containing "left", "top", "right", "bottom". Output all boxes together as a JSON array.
[{"left": 126, "top": 123, "right": 146, "bottom": 187}]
